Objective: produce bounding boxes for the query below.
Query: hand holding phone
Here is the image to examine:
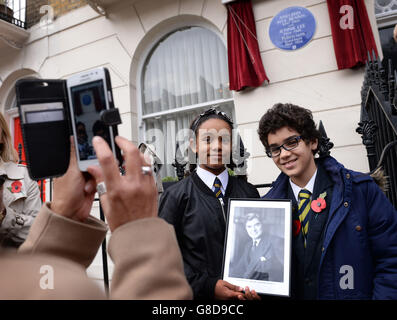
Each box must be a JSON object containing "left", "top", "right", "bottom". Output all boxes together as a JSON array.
[{"left": 15, "top": 68, "right": 122, "bottom": 179}]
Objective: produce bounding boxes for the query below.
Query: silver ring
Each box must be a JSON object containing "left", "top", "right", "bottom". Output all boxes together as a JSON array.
[
  {"left": 141, "top": 166, "right": 152, "bottom": 176},
  {"left": 96, "top": 181, "right": 107, "bottom": 196}
]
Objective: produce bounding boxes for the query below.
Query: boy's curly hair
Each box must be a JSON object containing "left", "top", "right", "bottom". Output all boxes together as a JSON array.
[{"left": 257, "top": 103, "right": 321, "bottom": 154}]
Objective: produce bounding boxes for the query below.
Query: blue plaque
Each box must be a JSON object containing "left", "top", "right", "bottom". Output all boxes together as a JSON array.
[{"left": 269, "top": 6, "right": 316, "bottom": 51}]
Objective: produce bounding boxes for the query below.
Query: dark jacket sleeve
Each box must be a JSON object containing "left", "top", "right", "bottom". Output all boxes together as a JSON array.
[
  {"left": 251, "top": 185, "right": 260, "bottom": 198},
  {"left": 158, "top": 189, "right": 183, "bottom": 231},
  {"left": 247, "top": 181, "right": 260, "bottom": 198},
  {"left": 184, "top": 265, "right": 219, "bottom": 299},
  {"left": 365, "top": 181, "right": 397, "bottom": 299},
  {"left": 159, "top": 188, "right": 219, "bottom": 299}
]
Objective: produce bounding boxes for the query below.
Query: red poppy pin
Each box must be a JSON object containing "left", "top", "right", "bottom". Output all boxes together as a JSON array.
[
  {"left": 8, "top": 181, "right": 22, "bottom": 194},
  {"left": 293, "top": 220, "right": 301, "bottom": 237},
  {"left": 311, "top": 191, "right": 327, "bottom": 213}
]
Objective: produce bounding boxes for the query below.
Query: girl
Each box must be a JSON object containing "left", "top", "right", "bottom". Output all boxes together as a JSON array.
[{"left": 159, "top": 108, "right": 260, "bottom": 300}]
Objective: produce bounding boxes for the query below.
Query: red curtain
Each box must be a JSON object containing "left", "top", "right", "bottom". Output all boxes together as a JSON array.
[
  {"left": 226, "top": 0, "right": 269, "bottom": 91},
  {"left": 327, "top": 0, "right": 378, "bottom": 70}
]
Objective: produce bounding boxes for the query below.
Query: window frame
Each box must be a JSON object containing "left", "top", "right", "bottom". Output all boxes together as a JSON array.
[
  {"left": 375, "top": 0, "right": 397, "bottom": 28},
  {"left": 136, "top": 21, "right": 234, "bottom": 145}
]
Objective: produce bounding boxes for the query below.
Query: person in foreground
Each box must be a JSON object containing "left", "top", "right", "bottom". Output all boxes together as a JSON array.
[
  {"left": 0, "top": 136, "right": 192, "bottom": 299},
  {"left": 259, "top": 103, "right": 397, "bottom": 299},
  {"left": 0, "top": 112, "right": 41, "bottom": 248}
]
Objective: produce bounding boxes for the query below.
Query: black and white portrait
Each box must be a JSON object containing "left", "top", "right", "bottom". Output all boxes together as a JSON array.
[{"left": 223, "top": 199, "right": 291, "bottom": 297}]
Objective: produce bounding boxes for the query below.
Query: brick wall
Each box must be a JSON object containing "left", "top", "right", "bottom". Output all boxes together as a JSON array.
[{"left": 26, "top": 0, "right": 87, "bottom": 28}]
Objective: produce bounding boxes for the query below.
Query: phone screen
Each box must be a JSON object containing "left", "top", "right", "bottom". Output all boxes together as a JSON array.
[{"left": 70, "top": 80, "right": 112, "bottom": 161}]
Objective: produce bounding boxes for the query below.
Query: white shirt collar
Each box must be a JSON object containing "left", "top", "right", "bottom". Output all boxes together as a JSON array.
[
  {"left": 290, "top": 169, "right": 318, "bottom": 203},
  {"left": 196, "top": 166, "right": 229, "bottom": 195}
]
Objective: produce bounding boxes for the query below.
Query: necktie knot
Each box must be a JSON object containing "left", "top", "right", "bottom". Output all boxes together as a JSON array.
[
  {"left": 213, "top": 177, "right": 222, "bottom": 188},
  {"left": 213, "top": 177, "right": 223, "bottom": 199},
  {"left": 298, "top": 189, "right": 311, "bottom": 200}
]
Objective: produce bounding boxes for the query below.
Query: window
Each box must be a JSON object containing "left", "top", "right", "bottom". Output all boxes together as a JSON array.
[
  {"left": 375, "top": 0, "right": 397, "bottom": 16},
  {"left": 0, "top": 0, "right": 26, "bottom": 24},
  {"left": 374, "top": 1, "right": 397, "bottom": 76},
  {"left": 375, "top": 0, "right": 397, "bottom": 28},
  {"left": 141, "top": 26, "right": 235, "bottom": 178}
]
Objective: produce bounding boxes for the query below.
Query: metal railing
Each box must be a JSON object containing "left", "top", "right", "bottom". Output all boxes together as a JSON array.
[
  {"left": 0, "top": 0, "right": 27, "bottom": 29},
  {"left": 170, "top": 120, "right": 334, "bottom": 191},
  {"left": 357, "top": 51, "right": 397, "bottom": 208}
]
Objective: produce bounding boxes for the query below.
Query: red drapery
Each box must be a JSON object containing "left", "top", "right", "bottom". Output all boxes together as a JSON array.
[
  {"left": 327, "top": 0, "right": 378, "bottom": 70},
  {"left": 226, "top": 0, "right": 269, "bottom": 91}
]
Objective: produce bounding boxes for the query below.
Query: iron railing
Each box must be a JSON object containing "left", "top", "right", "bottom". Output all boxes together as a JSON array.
[
  {"left": 0, "top": 0, "right": 27, "bottom": 29},
  {"left": 170, "top": 120, "right": 334, "bottom": 191},
  {"left": 1, "top": 0, "right": 89, "bottom": 30},
  {"left": 357, "top": 51, "right": 397, "bottom": 208}
]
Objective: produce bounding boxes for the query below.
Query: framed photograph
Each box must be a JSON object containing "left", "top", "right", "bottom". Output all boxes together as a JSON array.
[{"left": 222, "top": 198, "right": 292, "bottom": 297}]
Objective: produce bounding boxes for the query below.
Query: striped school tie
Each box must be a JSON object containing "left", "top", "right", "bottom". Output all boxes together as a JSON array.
[
  {"left": 298, "top": 189, "right": 312, "bottom": 247},
  {"left": 213, "top": 177, "right": 224, "bottom": 199}
]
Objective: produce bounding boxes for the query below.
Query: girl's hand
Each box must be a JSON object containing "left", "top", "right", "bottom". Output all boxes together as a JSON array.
[
  {"left": 214, "top": 280, "right": 244, "bottom": 300},
  {"left": 237, "top": 286, "right": 261, "bottom": 300}
]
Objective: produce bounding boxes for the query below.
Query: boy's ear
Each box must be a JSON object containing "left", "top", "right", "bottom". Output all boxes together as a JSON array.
[
  {"left": 311, "top": 138, "right": 319, "bottom": 151},
  {"left": 189, "top": 138, "right": 197, "bottom": 153}
]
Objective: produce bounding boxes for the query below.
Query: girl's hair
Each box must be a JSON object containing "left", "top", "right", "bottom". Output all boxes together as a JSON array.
[
  {"left": 0, "top": 112, "right": 18, "bottom": 163},
  {"left": 188, "top": 108, "right": 235, "bottom": 173}
]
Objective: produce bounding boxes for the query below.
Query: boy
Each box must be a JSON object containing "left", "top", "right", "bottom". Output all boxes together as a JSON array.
[{"left": 258, "top": 103, "right": 397, "bottom": 299}]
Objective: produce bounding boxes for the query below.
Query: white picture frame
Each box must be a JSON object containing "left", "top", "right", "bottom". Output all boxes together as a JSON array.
[{"left": 222, "top": 198, "right": 292, "bottom": 297}]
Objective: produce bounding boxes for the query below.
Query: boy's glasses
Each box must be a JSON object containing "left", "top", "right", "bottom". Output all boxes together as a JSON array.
[
  {"left": 191, "top": 107, "right": 233, "bottom": 131},
  {"left": 266, "top": 136, "right": 302, "bottom": 158}
]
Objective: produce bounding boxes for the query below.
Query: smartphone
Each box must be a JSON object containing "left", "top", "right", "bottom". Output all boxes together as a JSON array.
[
  {"left": 66, "top": 67, "right": 120, "bottom": 171},
  {"left": 15, "top": 79, "right": 71, "bottom": 180}
]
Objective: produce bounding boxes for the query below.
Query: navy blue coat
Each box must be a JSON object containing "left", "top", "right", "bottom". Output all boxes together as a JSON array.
[{"left": 264, "top": 156, "right": 397, "bottom": 299}]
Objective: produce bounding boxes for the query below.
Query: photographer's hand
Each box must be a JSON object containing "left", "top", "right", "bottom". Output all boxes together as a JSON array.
[
  {"left": 87, "top": 136, "right": 157, "bottom": 232},
  {"left": 50, "top": 137, "right": 97, "bottom": 222}
]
